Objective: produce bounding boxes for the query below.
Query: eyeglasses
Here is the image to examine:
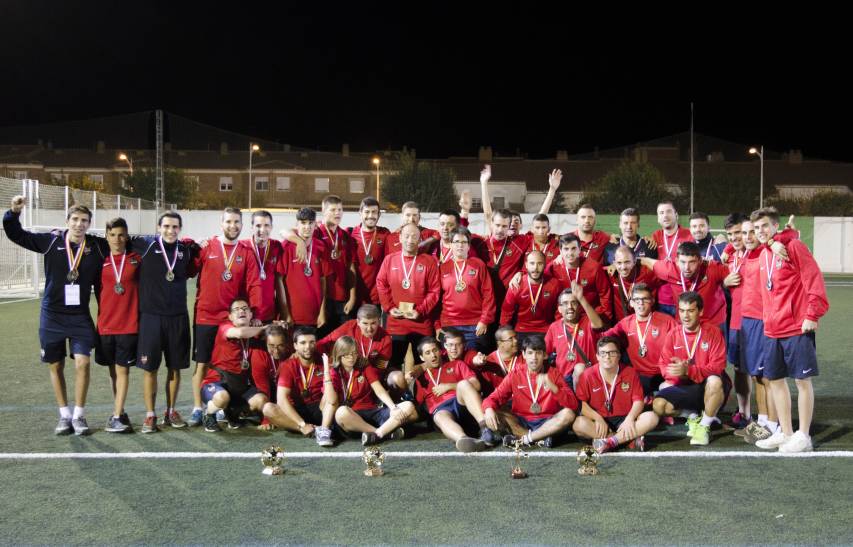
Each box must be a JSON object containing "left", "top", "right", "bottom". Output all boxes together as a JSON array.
[
  {"left": 231, "top": 306, "right": 251, "bottom": 313},
  {"left": 597, "top": 350, "right": 620, "bottom": 358},
  {"left": 630, "top": 297, "right": 652, "bottom": 303}
]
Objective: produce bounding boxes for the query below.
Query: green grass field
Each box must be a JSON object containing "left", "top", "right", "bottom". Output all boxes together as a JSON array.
[{"left": 1, "top": 280, "right": 851, "bottom": 545}]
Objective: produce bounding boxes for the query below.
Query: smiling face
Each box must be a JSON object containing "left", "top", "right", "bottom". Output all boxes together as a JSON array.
[
  {"left": 630, "top": 289, "right": 654, "bottom": 317},
  {"left": 66, "top": 211, "right": 91, "bottom": 240},
  {"left": 252, "top": 214, "right": 272, "bottom": 243},
  {"left": 523, "top": 347, "right": 545, "bottom": 373},
  {"left": 401, "top": 223, "right": 420, "bottom": 255},
  {"left": 597, "top": 341, "right": 620, "bottom": 371},
  {"left": 689, "top": 217, "right": 709, "bottom": 242},
  {"left": 619, "top": 214, "right": 639, "bottom": 240},
  {"left": 726, "top": 223, "right": 744, "bottom": 251},
  {"left": 360, "top": 205, "right": 380, "bottom": 230},
  {"left": 158, "top": 216, "right": 182, "bottom": 243},
  {"left": 266, "top": 333, "right": 287, "bottom": 359},
  {"left": 560, "top": 240, "right": 581, "bottom": 267},
  {"left": 451, "top": 233, "right": 470, "bottom": 260},
  {"left": 753, "top": 216, "right": 778, "bottom": 245},
  {"left": 228, "top": 299, "right": 252, "bottom": 327},
  {"left": 438, "top": 214, "right": 458, "bottom": 243},
  {"left": 221, "top": 212, "right": 243, "bottom": 242},
  {"left": 559, "top": 292, "right": 580, "bottom": 324},
  {"left": 678, "top": 300, "right": 701, "bottom": 331},
  {"left": 443, "top": 335, "right": 465, "bottom": 360},
  {"left": 614, "top": 247, "right": 635, "bottom": 278},
  {"left": 401, "top": 206, "right": 420, "bottom": 226},
  {"left": 293, "top": 334, "right": 317, "bottom": 361},
  {"left": 741, "top": 220, "right": 759, "bottom": 251}
]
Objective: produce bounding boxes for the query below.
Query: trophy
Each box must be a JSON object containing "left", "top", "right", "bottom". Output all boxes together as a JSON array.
[
  {"left": 261, "top": 445, "right": 285, "bottom": 476},
  {"left": 510, "top": 439, "right": 529, "bottom": 479},
  {"left": 576, "top": 445, "right": 601, "bottom": 476},
  {"left": 363, "top": 446, "right": 385, "bottom": 477}
]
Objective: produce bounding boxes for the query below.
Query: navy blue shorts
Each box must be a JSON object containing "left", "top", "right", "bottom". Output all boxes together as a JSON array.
[
  {"left": 201, "top": 381, "right": 260, "bottom": 405},
  {"left": 38, "top": 309, "right": 96, "bottom": 363},
  {"left": 639, "top": 374, "right": 664, "bottom": 398},
  {"left": 516, "top": 414, "right": 549, "bottom": 432},
  {"left": 95, "top": 334, "right": 138, "bottom": 367},
  {"left": 355, "top": 406, "right": 392, "bottom": 427},
  {"left": 657, "top": 375, "right": 732, "bottom": 412},
  {"left": 431, "top": 396, "right": 464, "bottom": 420},
  {"left": 192, "top": 324, "right": 219, "bottom": 364},
  {"left": 738, "top": 318, "right": 766, "bottom": 377},
  {"left": 763, "top": 332, "right": 818, "bottom": 381},
  {"left": 294, "top": 402, "right": 324, "bottom": 426},
  {"left": 727, "top": 327, "right": 740, "bottom": 367},
  {"left": 137, "top": 313, "right": 191, "bottom": 371},
  {"left": 603, "top": 415, "right": 627, "bottom": 432}
]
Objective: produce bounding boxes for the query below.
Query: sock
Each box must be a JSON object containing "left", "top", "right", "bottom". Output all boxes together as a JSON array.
[
  {"left": 146, "top": 411, "right": 155, "bottom": 418},
  {"left": 166, "top": 407, "right": 174, "bottom": 415},
  {"left": 522, "top": 432, "right": 533, "bottom": 444},
  {"left": 758, "top": 414, "right": 769, "bottom": 426},
  {"left": 59, "top": 406, "right": 71, "bottom": 419},
  {"left": 193, "top": 406, "right": 203, "bottom": 412},
  {"left": 700, "top": 413, "right": 715, "bottom": 427},
  {"left": 72, "top": 406, "right": 85, "bottom": 419},
  {"left": 606, "top": 435, "right": 619, "bottom": 449},
  {"left": 206, "top": 402, "right": 221, "bottom": 415},
  {"left": 681, "top": 411, "right": 698, "bottom": 419},
  {"left": 766, "top": 420, "right": 779, "bottom": 433}
]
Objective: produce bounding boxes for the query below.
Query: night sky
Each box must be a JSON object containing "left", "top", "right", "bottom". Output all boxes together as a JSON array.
[{"left": 1, "top": 2, "right": 850, "bottom": 161}]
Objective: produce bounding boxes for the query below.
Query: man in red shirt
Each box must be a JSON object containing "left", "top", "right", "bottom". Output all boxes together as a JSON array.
[
  {"left": 249, "top": 324, "right": 289, "bottom": 430},
  {"left": 262, "top": 327, "right": 338, "bottom": 447},
  {"left": 469, "top": 325, "right": 521, "bottom": 396},
  {"left": 483, "top": 334, "right": 579, "bottom": 448},
  {"left": 543, "top": 234, "right": 612, "bottom": 324},
  {"left": 651, "top": 200, "right": 693, "bottom": 316},
  {"left": 280, "top": 208, "right": 330, "bottom": 329},
  {"left": 437, "top": 227, "right": 495, "bottom": 352},
  {"left": 524, "top": 214, "right": 560, "bottom": 266},
  {"left": 189, "top": 207, "right": 253, "bottom": 427},
  {"left": 653, "top": 292, "right": 730, "bottom": 446},
  {"left": 409, "top": 336, "right": 493, "bottom": 452},
  {"left": 501, "top": 251, "right": 562, "bottom": 342},
  {"left": 94, "top": 218, "right": 140, "bottom": 433},
  {"left": 574, "top": 204, "right": 612, "bottom": 263},
  {"left": 244, "top": 210, "right": 285, "bottom": 324},
  {"left": 385, "top": 201, "right": 440, "bottom": 255},
  {"left": 603, "top": 283, "right": 678, "bottom": 397},
  {"left": 200, "top": 298, "right": 270, "bottom": 432},
  {"left": 348, "top": 197, "right": 390, "bottom": 307},
  {"left": 376, "top": 223, "right": 441, "bottom": 372},
  {"left": 545, "top": 285, "right": 604, "bottom": 388},
  {"left": 752, "top": 207, "right": 829, "bottom": 453},
  {"left": 573, "top": 336, "right": 659, "bottom": 453},
  {"left": 607, "top": 245, "right": 658, "bottom": 323}
]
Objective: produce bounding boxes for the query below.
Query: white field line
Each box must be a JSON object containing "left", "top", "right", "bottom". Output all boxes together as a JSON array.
[{"left": 1, "top": 450, "right": 852, "bottom": 460}]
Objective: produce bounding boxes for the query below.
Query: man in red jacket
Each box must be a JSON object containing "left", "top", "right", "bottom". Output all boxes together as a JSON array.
[{"left": 752, "top": 207, "right": 829, "bottom": 453}]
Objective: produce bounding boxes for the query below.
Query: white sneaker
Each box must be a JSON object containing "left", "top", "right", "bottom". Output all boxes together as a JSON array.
[
  {"left": 755, "top": 430, "right": 790, "bottom": 450},
  {"left": 778, "top": 431, "right": 813, "bottom": 453},
  {"left": 315, "top": 426, "right": 334, "bottom": 447}
]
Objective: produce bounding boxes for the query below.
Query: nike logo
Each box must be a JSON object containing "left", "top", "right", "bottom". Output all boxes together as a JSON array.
[
  {"left": 674, "top": 345, "right": 683, "bottom": 349},
  {"left": 517, "top": 385, "right": 526, "bottom": 389},
  {"left": 757, "top": 366, "right": 764, "bottom": 370},
  {"left": 57, "top": 247, "right": 65, "bottom": 250},
  {"left": 802, "top": 368, "right": 813, "bottom": 374},
  {"left": 154, "top": 250, "right": 162, "bottom": 254},
  {"left": 208, "top": 255, "right": 219, "bottom": 259},
  {"left": 592, "top": 387, "right": 602, "bottom": 392}
]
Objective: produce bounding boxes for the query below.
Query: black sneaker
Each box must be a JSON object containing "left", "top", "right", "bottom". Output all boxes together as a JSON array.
[
  {"left": 119, "top": 413, "right": 131, "bottom": 426},
  {"left": 225, "top": 407, "right": 243, "bottom": 430},
  {"left": 535, "top": 436, "right": 553, "bottom": 449},
  {"left": 455, "top": 436, "right": 486, "bottom": 453},
  {"left": 479, "top": 427, "right": 499, "bottom": 447},
  {"left": 362, "top": 432, "right": 381, "bottom": 446},
  {"left": 203, "top": 413, "right": 221, "bottom": 433},
  {"left": 502, "top": 434, "right": 521, "bottom": 448}
]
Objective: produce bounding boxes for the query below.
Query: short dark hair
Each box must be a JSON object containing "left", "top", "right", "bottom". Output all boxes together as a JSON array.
[
  {"left": 416, "top": 336, "right": 440, "bottom": 356},
  {"left": 266, "top": 324, "right": 287, "bottom": 339},
  {"left": 293, "top": 326, "right": 317, "bottom": 344},
  {"left": 689, "top": 212, "right": 710, "bottom": 224},
  {"left": 252, "top": 210, "right": 273, "bottom": 223},
  {"left": 442, "top": 328, "right": 465, "bottom": 344},
  {"left": 657, "top": 200, "right": 676, "bottom": 210},
  {"left": 322, "top": 195, "right": 342, "bottom": 208},
  {"left": 360, "top": 197, "right": 380, "bottom": 211},
  {"left": 493, "top": 208, "right": 513, "bottom": 221},
  {"left": 559, "top": 233, "right": 581, "bottom": 247},
  {"left": 750, "top": 207, "right": 780, "bottom": 224},
  {"left": 678, "top": 290, "right": 704, "bottom": 310},
  {"left": 724, "top": 212, "right": 748, "bottom": 230},
  {"left": 356, "top": 304, "right": 381, "bottom": 320},
  {"left": 620, "top": 207, "right": 639, "bottom": 220},
  {"left": 66, "top": 204, "right": 93, "bottom": 222},
  {"left": 631, "top": 282, "right": 653, "bottom": 298},
  {"left": 296, "top": 207, "right": 316, "bottom": 222},
  {"left": 521, "top": 334, "right": 546, "bottom": 352},
  {"left": 597, "top": 336, "right": 622, "bottom": 352},
  {"left": 450, "top": 226, "right": 472, "bottom": 244},
  {"left": 676, "top": 241, "right": 701, "bottom": 258},
  {"left": 532, "top": 213, "right": 550, "bottom": 224},
  {"left": 229, "top": 298, "right": 250, "bottom": 312},
  {"left": 222, "top": 206, "right": 242, "bottom": 219},
  {"left": 439, "top": 209, "right": 461, "bottom": 224},
  {"left": 158, "top": 211, "right": 182, "bottom": 227},
  {"left": 576, "top": 203, "right": 595, "bottom": 212},
  {"left": 105, "top": 217, "right": 128, "bottom": 231}
]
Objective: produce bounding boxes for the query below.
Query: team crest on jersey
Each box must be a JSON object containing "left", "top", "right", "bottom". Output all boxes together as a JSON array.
[
  {"left": 416, "top": 264, "right": 425, "bottom": 272},
  {"left": 581, "top": 279, "right": 588, "bottom": 286},
  {"left": 177, "top": 251, "right": 184, "bottom": 259},
  {"left": 547, "top": 251, "right": 555, "bottom": 258},
  {"left": 316, "top": 370, "right": 324, "bottom": 377},
  {"left": 468, "top": 269, "right": 476, "bottom": 276},
  {"left": 447, "top": 367, "right": 454, "bottom": 373},
  {"left": 357, "top": 376, "right": 365, "bottom": 384},
  {"left": 377, "top": 239, "right": 384, "bottom": 246},
  {"left": 651, "top": 328, "right": 660, "bottom": 338},
  {"left": 702, "top": 276, "right": 708, "bottom": 283},
  {"left": 506, "top": 249, "right": 513, "bottom": 256},
  {"left": 130, "top": 258, "right": 139, "bottom": 266},
  {"left": 578, "top": 329, "right": 585, "bottom": 337},
  {"left": 620, "top": 381, "right": 630, "bottom": 392},
  {"left": 776, "top": 258, "right": 784, "bottom": 268},
  {"left": 701, "top": 341, "right": 710, "bottom": 351},
  {"left": 591, "top": 243, "right": 599, "bottom": 249},
  {"left": 543, "top": 291, "right": 551, "bottom": 298},
  {"left": 236, "top": 256, "right": 243, "bottom": 263},
  {"left": 140, "top": 355, "right": 148, "bottom": 364},
  {"left": 83, "top": 246, "right": 92, "bottom": 255}
]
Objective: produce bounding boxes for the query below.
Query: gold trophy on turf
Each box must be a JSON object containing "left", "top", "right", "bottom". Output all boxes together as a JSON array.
[
  {"left": 576, "top": 445, "right": 600, "bottom": 476},
  {"left": 261, "top": 445, "right": 285, "bottom": 476},
  {"left": 363, "top": 446, "right": 385, "bottom": 477},
  {"left": 511, "top": 439, "right": 529, "bottom": 479}
]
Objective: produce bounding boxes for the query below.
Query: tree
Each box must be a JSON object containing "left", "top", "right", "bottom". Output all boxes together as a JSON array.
[
  {"left": 693, "top": 165, "right": 764, "bottom": 214},
  {"left": 67, "top": 174, "right": 104, "bottom": 192},
  {"left": 576, "top": 161, "right": 675, "bottom": 213},
  {"left": 381, "top": 151, "right": 458, "bottom": 212},
  {"left": 123, "top": 167, "right": 195, "bottom": 208}
]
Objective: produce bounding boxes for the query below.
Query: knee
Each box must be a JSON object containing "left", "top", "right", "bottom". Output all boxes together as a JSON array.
[
  {"left": 249, "top": 394, "right": 268, "bottom": 411},
  {"left": 262, "top": 402, "right": 277, "bottom": 417},
  {"left": 213, "top": 391, "right": 230, "bottom": 407},
  {"left": 652, "top": 397, "right": 669, "bottom": 416},
  {"left": 705, "top": 376, "right": 723, "bottom": 395},
  {"left": 334, "top": 406, "right": 352, "bottom": 422},
  {"left": 398, "top": 401, "right": 416, "bottom": 419},
  {"left": 556, "top": 408, "right": 575, "bottom": 427}
]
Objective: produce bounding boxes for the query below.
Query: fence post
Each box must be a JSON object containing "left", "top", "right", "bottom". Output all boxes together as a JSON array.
[
  {"left": 92, "top": 191, "right": 97, "bottom": 230},
  {"left": 138, "top": 198, "right": 142, "bottom": 233},
  {"left": 64, "top": 185, "right": 69, "bottom": 217}
]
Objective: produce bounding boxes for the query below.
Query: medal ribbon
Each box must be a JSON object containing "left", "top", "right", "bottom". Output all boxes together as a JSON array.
[
  {"left": 488, "top": 237, "right": 509, "bottom": 267},
  {"left": 634, "top": 313, "right": 653, "bottom": 353},
  {"left": 220, "top": 238, "right": 239, "bottom": 274},
  {"left": 563, "top": 322, "right": 580, "bottom": 358},
  {"left": 341, "top": 369, "right": 356, "bottom": 404},
  {"left": 110, "top": 251, "right": 126, "bottom": 284},
  {"left": 400, "top": 254, "right": 417, "bottom": 288},
  {"left": 64, "top": 232, "right": 86, "bottom": 281},
  {"left": 679, "top": 267, "right": 699, "bottom": 293},
  {"left": 157, "top": 236, "right": 179, "bottom": 276},
  {"left": 360, "top": 227, "right": 376, "bottom": 261},
  {"left": 680, "top": 326, "right": 702, "bottom": 362},
  {"left": 497, "top": 353, "right": 518, "bottom": 374},
  {"left": 359, "top": 337, "right": 374, "bottom": 359},
  {"left": 322, "top": 224, "right": 339, "bottom": 257},
  {"left": 252, "top": 238, "right": 270, "bottom": 274},
  {"left": 663, "top": 229, "right": 678, "bottom": 261},
  {"left": 453, "top": 259, "right": 467, "bottom": 286},
  {"left": 525, "top": 369, "right": 544, "bottom": 405},
  {"left": 763, "top": 248, "right": 775, "bottom": 290},
  {"left": 425, "top": 366, "right": 442, "bottom": 387},
  {"left": 526, "top": 276, "right": 543, "bottom": 313},
  {"left": 439, "top": 242, "right": 453, "bottom": 264},
  {"left": 299, "top": 362, "right": 316, "bottom": 392},
  {"left": 730, "top": 249, "right": 745, "bottom": 274},
  {"left": 599, "top": 366, "right": 618, "bottom": 412}
]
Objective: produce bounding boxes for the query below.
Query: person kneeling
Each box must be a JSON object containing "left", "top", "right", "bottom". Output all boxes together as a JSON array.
[
  {"left": 483, "top": 334, "right": 578, "bottom": 449},
  {"left": 573, "top": 336, "right": 659, "bottom": 453}
]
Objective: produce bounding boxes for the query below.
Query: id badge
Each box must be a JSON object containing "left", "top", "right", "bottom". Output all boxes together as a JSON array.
[{"left": 64, "top": 284, "right": 81, "bottom": 306}]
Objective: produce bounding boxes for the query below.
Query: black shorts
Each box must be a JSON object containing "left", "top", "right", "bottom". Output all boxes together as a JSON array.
[
  {"left": 294, "top": 402, "right": 324, "bottom": 426},
  {"left": 638, "top": 374, "right": 664, "bottom": 398},
  {"left": 657, "top": 375, "right": 732, "bottom": 412},
  {"left": 356, "top": 406, "right": 392, "bottom": 427},
  {"left": 192, "top": 324, "right": 219, "bottom": 364},
  {"left": 38, "top": 309, "right": 96, "bottom": 363},
  {"left": 95, "top": 334, "right": 139, "bottom": 367},
  {"left": 202, "top": 372, "right": 260, "bottom": 405},
  {"left": 604, "top": 415, "right": 627, "bottom": 432},
  {"left": 137, "top": 313, "right": 191, "bottom": 371},
  {"left": 390, "top": 333, "right": 427, "bottom": 368}
]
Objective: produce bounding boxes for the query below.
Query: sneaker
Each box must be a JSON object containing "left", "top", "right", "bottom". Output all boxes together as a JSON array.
[
  {"left": 778, "top": 431, "right": 813, "bottom": 453},
  {"left": 756, "top": 431, "right": 790, "bottom": 450},
  {"left": 140, "top": 415, "right": 159, "bottom": 434},
  {"left": 502, "top": 434, "right": 528, "bottom": 448},
  {"left": 361, "top": 432, "right": 380, "bottom": 446},
  {"left": 72, "top": 417, "right": 90, "bottom": 436},
  {"left": 455, "top": 436, "right": 486, "bottom": 453},
  {"left": 119, "top": 413, "right": 131, "bottom": 426},
  {"left": 387, "top": 427, "right": 405, "bottom": 441},
  {"left": 203, "top": 413, "right": 221, "bottom": 433},
  {"left": 315, "top": 426, "right": 334, "bottom": 447},
  {"left": 162, "top": 410, "right": 187, "bottom": 429},
  {"left": 629, "top": 435, "right": 646, "bottom": 452},
  {"left": 685, "top": 416, "right": 701, "bottom": 438},
  {"left": 690, "top": 424, "right": 710, "bottom": 445},
  {"left": 734, "top": 426, "right": 749, "bottom": 438},
  {"left": 225, "top": 407, "right": 242, "bottom": 430},
  {"left": 744, "top": 422, "right": 773, "bottom": 444},
  {"left": 105, "top": 415, "right": 129, "bottom": 433},
  {"left": 215, "top": 409, "right": 226, "bottom": 422},
  {"left": 55, "top": 417, "right": 73, "bottom": 435},
  {"left": 592, "top": 438, "right": 612, "bottom": 454},
  {"left": 729, "top": 412, "right": 751, "bottom": 429},
  {"left": 187, "top": 408, "right": 204, "bottom": 427},
  {"left": 535, "top": 436, "right": 553, "bottom": 449},
  {"left": 479, "top": 427, "right": 499, "bottom": 447}
]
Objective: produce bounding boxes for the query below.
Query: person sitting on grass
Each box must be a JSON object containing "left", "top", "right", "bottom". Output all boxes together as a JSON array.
[
  {"left": 329, "top": 336, "right": 417, "bottom": 446},
  {"left": 572, "top": 336, "right": 659, "bottom": 453}
]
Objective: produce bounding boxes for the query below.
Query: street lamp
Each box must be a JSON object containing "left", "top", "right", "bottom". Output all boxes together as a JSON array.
[
  {"left": 749, "top": 146, "right": 764, "bottom": 208},
  {"left": 118, "top": 153, "right": 133, "bottom": 176},
  {"left": 372, "top": 157, "right": 381, "bottom": 200},
  {"left": 248, "top": 143, "right": 260, "bottom": 210}
]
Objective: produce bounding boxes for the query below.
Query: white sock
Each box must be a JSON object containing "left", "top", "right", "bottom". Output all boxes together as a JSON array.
[
  {"left": 766, "top": 420, "right": 779, "bottom": 433},
  {"left": 522, "top": 432, "right": 533, "bottom": 444},
  {"left": 206, "top": 402, "right": 221, "bottom": 415},
  {"left": 166, "top": 407, "right": 174, "bottom": 414},
  {"left": 682, "top": 411, "right": 699, "bottom": 419},
  {"left": 700, "top": 413, "right": 715, "bottom": 427},
  {"left": 146, "top": 411, "right": 155, "bottom": 418},
  {"left": 193, "top": 406, "right": 203, "bottom": 412},
  {"left": 59, "top": 406, "right": 72, "bottom": 419},
  {"left": 757, "top": 414, "right": 769, "bottom": 426},
  {"left": 72, "top": 406, "right": 85, "bottom": 419}
]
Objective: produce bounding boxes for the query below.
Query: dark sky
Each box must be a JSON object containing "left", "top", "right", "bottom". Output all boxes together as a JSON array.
[{"left": 2, "top": 2, "right": 851, "bottom": 160}]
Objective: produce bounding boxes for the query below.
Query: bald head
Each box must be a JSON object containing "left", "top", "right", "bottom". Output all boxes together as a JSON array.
[{"left": 400, "top": 223, "right": 421, "bottom": 255}]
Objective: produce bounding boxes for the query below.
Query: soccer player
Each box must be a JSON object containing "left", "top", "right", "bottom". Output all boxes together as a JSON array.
[
  {"left": 200, "top": 298, "right": 270, "bottom": 432},
  {"left": 653, "top": 292, "right": 730, "bottom": 446},
  {"left": 607, "top": 245, "right": 658, "bottom": 323},
  {"left": 262, "top": 327, "right": 338, "bottom": 446},
  {"left": 479, "top": 165, "right": 528, "bottom": 301},
  {"left": 752, "top": 207, "right": 828, "bottom": 452},
  {"left": 483, "top": 334, "right": 578, "bottom": 448},
  {"left": 689, "top": 212, "right": 727, "bottom": 262},
  {"left": 573, "top": 204, "right": 612, "bottom": 263},
  {"left": 4, "top": 196, "right": 106, "bottom": 435},
  {"left": 544, "top": 234, "right": 612, "bottom": 325},
  {"left": 573, "top": 336, "right": 659, "bottom": 453},
  {"left": 651, "top": 200, "right": 692, "bottom": 315},
  {"left": 249, "top": 324, "right": 289, "bottom": 430},
  {"left": 376, "top": 223, "right": 441, "bottom": 370},
  {"left": 469, "top": 325, "right": 522, "bottom": 396},
  {"left": 132, "top": 211, "right": 199, "bottom": 433},
  {"left": 604, "top": 208, "right": 658, "bottom": 265},
  {"left": 280, "top": 208, "right": 330, "bottom": 329},
  {"left": 315, "top": 195, "right": 357, "bottom": 332},
  {"left": 188, "top": 207, "right": 253, "bottom": 427},
  {"left": 500, "top": 250, "right": 562, "bottom": 341},
  {"left": 524, "top": 213, "right": 560, "bottom": 265},
  {"left": 94, "top": 217, "right": 141, "bottom": 433},
  {"left": 545, "top": 285, "right": 604, "bottom": 388},
  {"left": 244, "top": 209, "right": 286, "bottom": 323},
  {"left": 349, "top": 197, "right": 390, "bottom": 307},
  {"left": 409, "top": 336, "right": 494, "bottom": 452},
  {"left": 329, "top": 336, "right": 418, "bottom": 445},
  {"left": 385, "top": 201, "right": 440, "bottom": 254},
  {"left": 437, "top": 226, "right": 495, "bottom": 352}
]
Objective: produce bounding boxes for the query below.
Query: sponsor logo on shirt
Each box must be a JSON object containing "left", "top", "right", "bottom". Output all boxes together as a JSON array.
[
  {"left": 357, "top": 376, "right": 365, "bottom": 383},
  {"left": 581, "top": 279, "right": 588, "bottom": 286},
  {"left": 701, "top": 341, "right": 710, "bottom": 351},
  {"left": 651, "top": 328, "right": 660, "bottom": 338},
  {"left": 416, "top": 264, "right": 425, "bottom": 272}
]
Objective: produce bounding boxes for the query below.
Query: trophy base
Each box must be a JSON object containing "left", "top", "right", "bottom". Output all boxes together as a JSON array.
[
  {"left": 578, "top": 466, "right": 599, "bottom": 476},
  {"left": 262, "top": 466, "right": 284, "bottom": 476},
  {"left": 363, "top": 467, "right": 384, "bottom": 477},
  {"left": 511, "top": 467, "right": 528, "bottom": 479}
]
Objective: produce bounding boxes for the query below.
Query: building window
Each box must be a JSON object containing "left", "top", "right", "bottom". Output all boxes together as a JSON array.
[
  {"left": 276, "top": 176, "right": 291, "bottom": 191},
  {"left": 255, "top": 176, "right": 269, "bottom": 191},
  {"left": 314, "top": 177, "right": 330, "bottom": 193},
  {"left": 219, "top": 176, "right": 233, "bottom": 191},
  {"left": 90, "top": 174, "right": 104, "bottom": 185},
  {"left": 492, "top": 197, "right": 505, "bottom": 209},
  {"left": 349, "top": 178, "right": 365, "bottom": 194},
  {"left": 186, "top": 175, "right": 200, "bottom": 191},
  {"left": 13, "top": 171, "right": 27, "bottom": 179}
]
